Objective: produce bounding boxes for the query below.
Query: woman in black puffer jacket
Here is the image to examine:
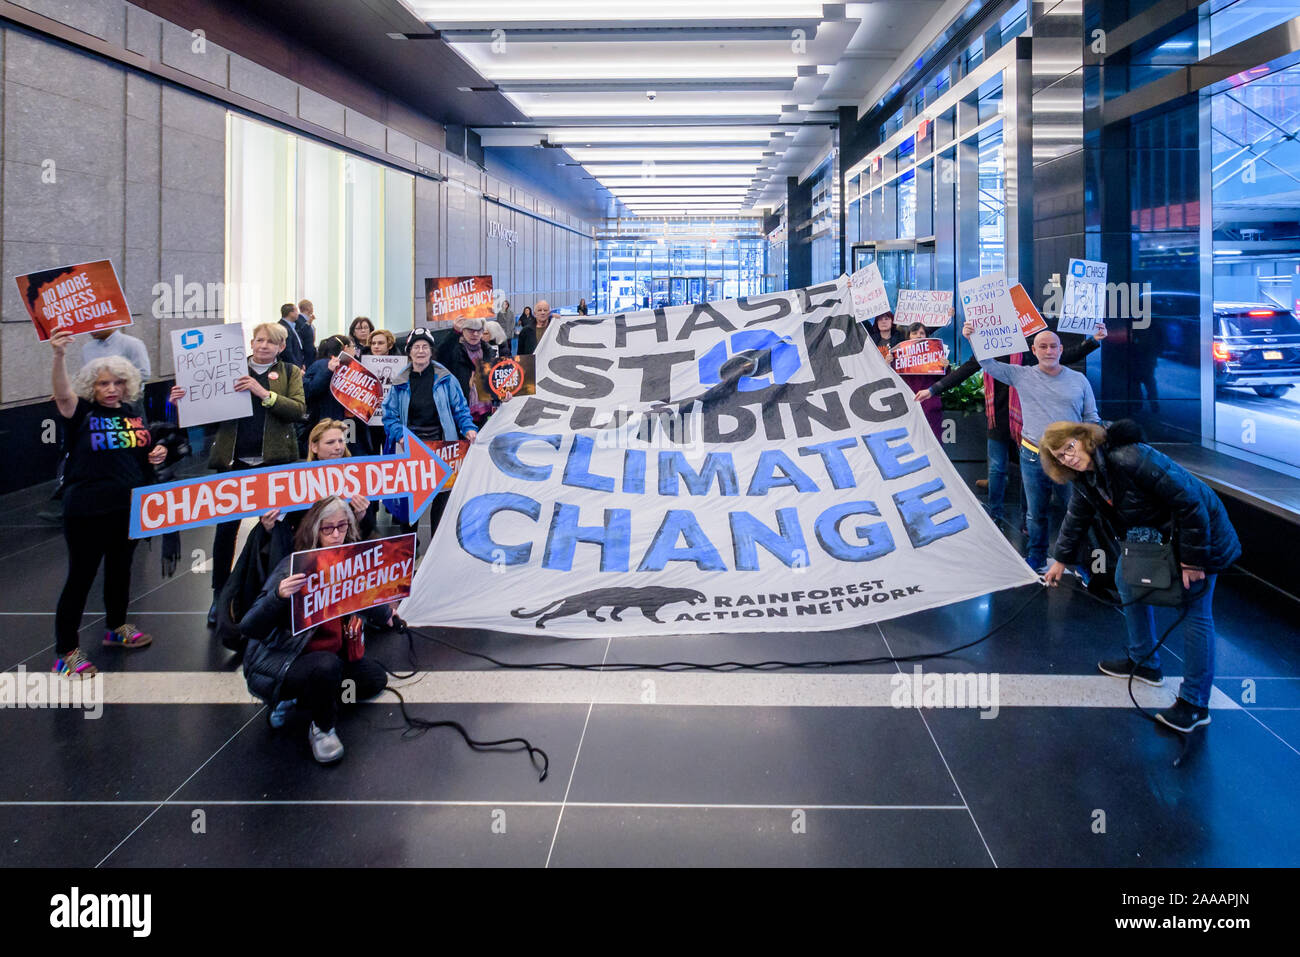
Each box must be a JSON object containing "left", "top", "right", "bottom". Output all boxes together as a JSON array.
[
  {"left": 1040, "top": 419, "right": 1241, "bottom": 734},
  {"left": 241, "top": 496, "right": 397, "bottom": 764}
]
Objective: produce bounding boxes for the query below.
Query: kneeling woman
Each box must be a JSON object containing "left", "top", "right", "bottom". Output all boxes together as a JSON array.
[
  {"left": 1041, "top": 420, "right": 1241, "bottom": 733},
  {"left": 241, "top": 497, "right": 390, "bottom": 763}
]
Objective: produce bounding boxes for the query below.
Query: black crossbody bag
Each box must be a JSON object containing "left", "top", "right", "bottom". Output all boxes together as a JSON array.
[
  {"left": 1118, "top": 535, "right": 1184, "bottom": 607},
  {"left": 1089, "top": 464, "right": 1186, "bottom": 608}
]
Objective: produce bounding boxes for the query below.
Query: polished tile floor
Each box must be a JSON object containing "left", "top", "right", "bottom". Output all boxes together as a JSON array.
[{"left": 2, "top": 464, "right": 1298, "bottom": 868}]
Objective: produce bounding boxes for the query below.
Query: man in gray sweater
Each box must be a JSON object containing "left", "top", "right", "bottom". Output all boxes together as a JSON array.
[{"left": 964, "top": 321, "right": 1101, "bottom": 571}]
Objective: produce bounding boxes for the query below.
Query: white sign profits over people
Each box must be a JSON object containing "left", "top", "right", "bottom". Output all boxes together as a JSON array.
[
  {"left": 1059, "top": 258, "right": 1108, "bottom": 335},
  {"left": 959, "top": 272, "right": 1027, "bottom": 360},
  {"left": 895, "top": 289, "right": 955, "bottom": 328},
  {"left": 170, "top": 323, "right": 252, "bottom": 428},
  {"left": 848, "top": 264, "right": 891, "bottom": 322},
  {"left": 400, "top": 278, "right": 1038, "bottom": 637}
]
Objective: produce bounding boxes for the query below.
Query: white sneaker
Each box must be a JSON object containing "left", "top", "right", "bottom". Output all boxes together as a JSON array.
[{"left": 308, "top": 722, "right": 344, "bottom": 764}]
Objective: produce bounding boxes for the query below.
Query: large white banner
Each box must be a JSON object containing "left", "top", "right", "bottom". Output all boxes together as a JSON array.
[{"left": 401, "top": 278, "right": 1038, "bottom": 637}]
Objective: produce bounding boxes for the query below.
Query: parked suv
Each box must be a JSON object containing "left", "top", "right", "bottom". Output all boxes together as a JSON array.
[{"left": 1213, "top": 302, "right": 1300, "bottom": 398}]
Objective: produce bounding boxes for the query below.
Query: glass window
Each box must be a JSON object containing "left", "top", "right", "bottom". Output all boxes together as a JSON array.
[
  {"left": 897, "top": 169, "right": 917, "bottom": 241},
  {"left": 977, "top": 125, "right": 1005, "bottom": 274},
  {"left": 1210, "top": 0, "right": 1300, "bottom": 54},
  {"left": 1211, "top": 60, "right": 1300, "bottom": 470},
  {"left": 977, "top": 76, "right": 1003, "bottom": 124},
  {"left": 227, "top": 113, "right": 414, "bottom": 341}
]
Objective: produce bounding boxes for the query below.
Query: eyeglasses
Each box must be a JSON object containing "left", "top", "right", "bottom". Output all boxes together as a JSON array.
[
  {"left": 1051, "top": 439, "right": 1081, "bottom": 463},
  {"left": 319, "top": 521, "right": 350, "bottom": 536}
]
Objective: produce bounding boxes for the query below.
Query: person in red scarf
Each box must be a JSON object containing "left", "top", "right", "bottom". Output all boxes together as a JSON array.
[{"left": 916, "top": 319, "right": 1106, "bottom": 526}]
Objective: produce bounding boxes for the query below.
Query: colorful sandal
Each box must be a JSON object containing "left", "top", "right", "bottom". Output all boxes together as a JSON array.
[
  {"left": 104, "top": 624, "right": 152, "bottom": 649},
  {"left": 52, "top": 649, "right": 98, "bottom": 678}
]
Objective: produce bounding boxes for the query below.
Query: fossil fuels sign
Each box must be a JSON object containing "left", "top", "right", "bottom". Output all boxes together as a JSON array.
[{"left": 401, "top": 278, "right": 1038, "bottom": 637}]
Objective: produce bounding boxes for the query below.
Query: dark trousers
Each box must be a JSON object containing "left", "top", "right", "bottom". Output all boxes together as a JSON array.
[
  {"left": 212, "top": 461, "right": 258, "bottom": 596},
  {"left": 279, "top": 652, "right": 387, "bottom": 731},
  {"left": 56, "top": 510, "right": 137, "bottom": 655},
  {"left": 402, "top": 489, "right": 450, "bottom": 542}
]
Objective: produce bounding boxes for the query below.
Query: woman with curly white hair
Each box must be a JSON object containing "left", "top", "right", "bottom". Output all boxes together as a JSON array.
[{"left": 49, "top": 329, "right": 168, "bottom": 677}]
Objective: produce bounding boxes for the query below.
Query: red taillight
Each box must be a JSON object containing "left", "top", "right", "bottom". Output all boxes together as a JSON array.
[
  {"left": 1213, "top": 342, "right": 1231, "bottom": 361},
  {"left": 1247, "top": 310, "right": 1274, "bottom": 317}
]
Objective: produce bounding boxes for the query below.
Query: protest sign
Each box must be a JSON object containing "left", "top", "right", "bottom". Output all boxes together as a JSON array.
[
  {"left": 1009, "top": 283, "right": 1048, "bottom": 338},
  {"left": 959, "top": 272, "right": 1027, "bottom": 360},
  {"left": 129, "top": 429, "right": 452, "bottom": 538},
  {"left": 399, "top": 277, "right": 1038, "bottom": 638},
  {"left": 329, "top": 354, "right": 384, "bottom": 421},
  {"left": 1059, "top": 259, "right": 1108, "bottom": 335},
  {"left": 891, "top": 338, "right": 948, "bottom": 375},
  {"left": 473, "top": 354, "right": 536, "bottom": 401},
  {"left": 426, "top": 275, "right": 495, "bottom": 329},
  {"left": 15, "top": 260, "right": 132, "bottom": 341},
  {"left": 895, "top": 290, "right": 955, "bottom": 328},
  {"left": 290, "top": 534, "right": 417, "bottom": 634},
  {"left": 361, "top": 355, "right": 407, "bottom": 426},
  {"left": 430, "top": 440, "right": 470, "bottom": 490},
  {"left": 848, "top": 264, "right": 891, "bottom": 322},
  {"left": 169, "top": 324, "right": 252, "bottom": 428}
]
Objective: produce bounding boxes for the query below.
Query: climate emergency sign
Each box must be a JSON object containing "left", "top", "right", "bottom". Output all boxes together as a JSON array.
[
  {"left": 129, "top": 429, "right": 451, "bottom": 538},
  {"left": 291, "top": 534, "right": 416, "bottom": 633}
]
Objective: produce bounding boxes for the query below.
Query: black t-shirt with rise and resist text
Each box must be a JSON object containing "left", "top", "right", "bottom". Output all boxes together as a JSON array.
[{"left": 61, "top": 399, "right": 154, "bottom": 516}]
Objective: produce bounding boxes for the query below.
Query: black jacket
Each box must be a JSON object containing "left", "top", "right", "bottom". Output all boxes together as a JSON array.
[
  {"left": 241, "top": 555, "right": 389, "bottom": 704},
  {"left": 435, "top": 336, "right": 498, "bottom": 401},
  {"left": 1052, "top": 420, "right": 1242, "bottom": 571}
]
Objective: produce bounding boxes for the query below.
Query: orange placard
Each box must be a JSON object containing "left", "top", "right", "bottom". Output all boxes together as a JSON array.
[
  {"left": 1009, "top": 283, "right": 1048, "bottom": 337},
  {"left": 429, "top": 439, "right": 470, "bottom": 490},
  {"left": 329, "top": 356, "right": 384, "bottom": 421},
  {"left": 892, "top": 338, "right": 948, "bottom": 374},
  {"left": 474, "top": 354, "right": 536, "bottom": 401},
  {"left": 425, "top": 275, "right": 495, "bottom": 326},
  {"left": 290, "top": 533, "right": 417, "bottom": 633},
  {"left": 15, "top": 260, "right": 132, "bottom": 341}
]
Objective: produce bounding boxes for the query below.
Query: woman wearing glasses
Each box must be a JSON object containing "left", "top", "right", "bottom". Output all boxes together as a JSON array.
[
  {"left": 1040, "top": 419, "right": 1240, "bottom": 734},
  {"left": 241, "top": 496, "right": 394, "bottom": 764}
]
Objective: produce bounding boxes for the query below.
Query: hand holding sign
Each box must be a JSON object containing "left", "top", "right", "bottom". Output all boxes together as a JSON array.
[
  {"left": 959, "top": 272, "right": 1027, "bottom": 360},
  {"left": 1059, "top": 258, "right": 1108, "bottom": 335},
  {"left": 329, "top": 354, "right": 384, "bottom": 422},
  {"left": 17, "top": 260, "right": 132, "bottom": 341},
  {"left": 170, "top": 324, "right": 253, "bottom": 428},
  {"left": 848, "top": 264, "right": 891, "bottom": 322}
]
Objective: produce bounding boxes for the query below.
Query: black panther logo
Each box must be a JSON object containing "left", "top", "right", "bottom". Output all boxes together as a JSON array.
[{"left": 511, "top": 586, "right": 708, "bottom": 629}]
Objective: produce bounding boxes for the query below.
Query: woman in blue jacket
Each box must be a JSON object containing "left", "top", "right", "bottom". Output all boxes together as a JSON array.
[{"left": 381, "top": 328, "right": 477, "bottom": 538}]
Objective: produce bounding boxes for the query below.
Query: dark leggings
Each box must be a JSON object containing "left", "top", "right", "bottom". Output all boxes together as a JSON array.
[
  {"left": 56, "top": 510, "right": 138, "bottom": 655},
  {"left": 278, "top": 653, "right": 388, "bottom": 732}
]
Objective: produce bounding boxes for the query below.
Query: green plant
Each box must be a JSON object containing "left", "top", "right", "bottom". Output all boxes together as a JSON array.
[{"left": 941, "top": 370, "right": 986, "bottom": 413}]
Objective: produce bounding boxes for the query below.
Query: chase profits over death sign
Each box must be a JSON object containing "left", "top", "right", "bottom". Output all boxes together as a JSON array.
[{"left": 401, "top": 278, "right": 1038, "bottom": 637}]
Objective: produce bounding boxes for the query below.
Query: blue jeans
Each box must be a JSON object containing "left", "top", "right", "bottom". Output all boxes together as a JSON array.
[
  {"left": 987, "top": 437, "right": 1015, "bottom": 522},
  {"left": 1114, "top": 559, "right": 1218, "bottom": 708},
  {"left": 1019, "top": 445, "right": 1070, "bottom": 569}
]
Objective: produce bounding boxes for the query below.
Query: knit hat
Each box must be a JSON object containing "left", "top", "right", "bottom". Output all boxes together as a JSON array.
[{"left": 406, "top": 328, "right": 437, "bottom": 352}]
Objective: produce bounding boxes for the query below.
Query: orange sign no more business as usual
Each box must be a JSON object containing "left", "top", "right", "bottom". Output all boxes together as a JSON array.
[
  {"left": 425, "top": 275, "right": 495, "bottom": 325},
  {"left": 15, "top": 260, "right": 132, "bottom": 341}
]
